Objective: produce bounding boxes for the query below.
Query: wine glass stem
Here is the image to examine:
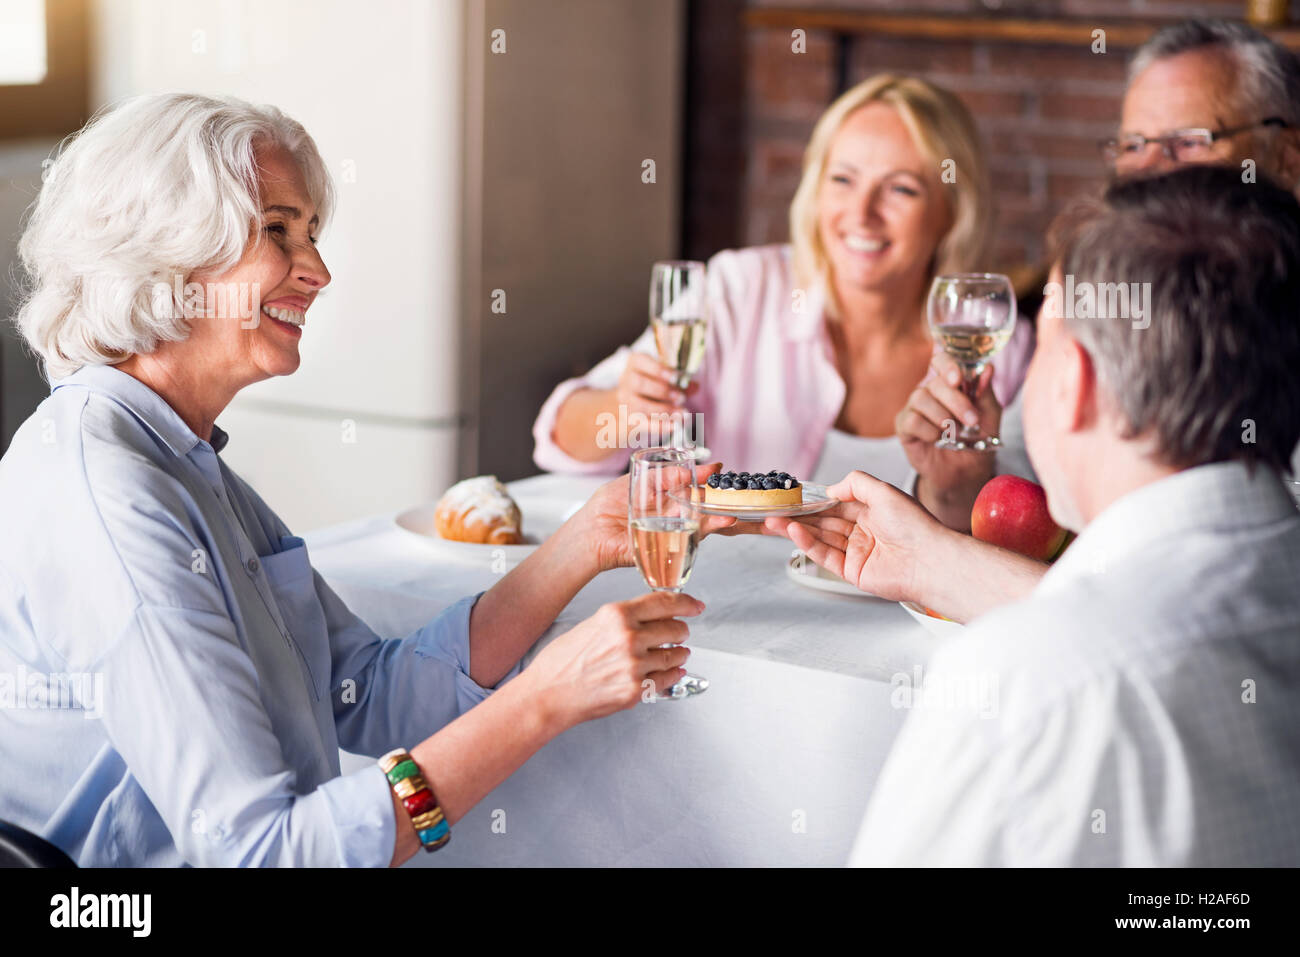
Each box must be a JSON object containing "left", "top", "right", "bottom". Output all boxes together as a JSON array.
[
  {"left": 648, "top": 589, "right": 704, "bottom": 698},
  {"left": 959, "top": 363, "right": 983, "bottom": 438},
  {"left": 666, "top": 409, "right": 694, "bottom": 452}
]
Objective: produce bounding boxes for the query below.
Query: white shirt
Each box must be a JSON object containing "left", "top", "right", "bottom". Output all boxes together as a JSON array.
[
  {"left": 850, "top": 460, "right": 1300, "bottom": 866},
  {"left": 809, "top": 392, "right": 1038, "bottom": 498},
  {"left": 811, "top": 428, "right": 915, "bottom": 490}
]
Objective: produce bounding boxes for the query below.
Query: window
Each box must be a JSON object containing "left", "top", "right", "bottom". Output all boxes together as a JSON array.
[
  {"left": 0, "top": 0, "right": 48, "bottom": 84},
  {"left": 0, "top": 0, "right": 88, "bottom": 140}
]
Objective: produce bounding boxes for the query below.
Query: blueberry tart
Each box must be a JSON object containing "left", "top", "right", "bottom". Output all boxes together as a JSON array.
[{"left": 701, "top": 468, "right": 802, "bottom": 507}]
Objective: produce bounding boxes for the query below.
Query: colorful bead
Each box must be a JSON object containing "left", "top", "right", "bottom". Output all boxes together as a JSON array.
[
  {"left": 403, "top": 788, "right": 438, "bottom": 818},
  {"left": 418, "top": 819, "right": 450, "bottom": 848},
  {"left": 393, "top": 776, "right": 427, "bottom": 800},
  {"left": 385, "top": 759, "right": 420, "bottom": 785},
  {"left": 410, "top": 809, "right": 445, "bottom": 831}
]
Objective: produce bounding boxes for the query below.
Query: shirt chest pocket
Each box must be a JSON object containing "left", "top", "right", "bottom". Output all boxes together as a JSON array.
[{"left": 258, "top": 535, "right": 332, "bottom": 703}]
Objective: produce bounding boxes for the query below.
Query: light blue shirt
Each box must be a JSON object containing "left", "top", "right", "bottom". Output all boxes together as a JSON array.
[{"left": 0, "top": 364, "right": 513, "bottom": 866}]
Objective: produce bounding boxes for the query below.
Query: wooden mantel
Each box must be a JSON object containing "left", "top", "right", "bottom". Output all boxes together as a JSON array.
[{"left": 744, "top": 8, "right": 1300, "bottom": 51}]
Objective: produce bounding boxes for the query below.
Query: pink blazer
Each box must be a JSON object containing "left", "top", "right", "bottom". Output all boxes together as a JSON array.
[{"left": 532, "top": 244, "right": 1036, "bottom": 478}]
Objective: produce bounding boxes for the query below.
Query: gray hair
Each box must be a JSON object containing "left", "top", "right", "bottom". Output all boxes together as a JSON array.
[
  {"left": 1129, "top": 19, "right": 1300, "bottom": 127},
  {"left": 11, "top": 93, "right": 335, "bottom": 382},
  {"left": 1048, "top": 165, "right": 1300, "bottom": 473}
]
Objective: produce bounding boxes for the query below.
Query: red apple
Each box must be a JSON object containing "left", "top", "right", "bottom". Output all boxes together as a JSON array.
[{"left": 971, "top": 475, "right": 1070, "bottom": 562}]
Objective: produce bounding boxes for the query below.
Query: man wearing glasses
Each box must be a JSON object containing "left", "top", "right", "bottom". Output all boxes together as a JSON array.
[
  {"left": 1103, "top": 19, "right": 1300, "bottom": 189},
  {"left": 911, "top": 19, "right": 1300, "bottom": 532}
]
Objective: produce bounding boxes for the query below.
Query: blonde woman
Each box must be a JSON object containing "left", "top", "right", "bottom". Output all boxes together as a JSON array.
[{"left": 535, "top": 74, "right": 1035, "bottom": 522}]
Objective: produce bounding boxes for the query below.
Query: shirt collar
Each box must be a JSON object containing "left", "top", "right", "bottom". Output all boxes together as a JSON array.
[
  {"left": 51, "top": 364, "right": 229, "bottom": 456},
  {"left": 1040, "top": 460, "right": 1298, "bottom": 595}
]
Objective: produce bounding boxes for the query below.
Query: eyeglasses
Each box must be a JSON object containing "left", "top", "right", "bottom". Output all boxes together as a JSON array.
[{"left": 1099, "top": 117, "right": 1288, "bottom": 165}]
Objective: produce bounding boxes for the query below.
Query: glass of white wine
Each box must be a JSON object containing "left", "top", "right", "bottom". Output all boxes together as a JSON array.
[
  {"left": 649, "top": 260, "right": 709, "bottom": 458},
  {"left": 628, "top": 447, "right": 708, "bottom": 700},
  {"left": 927, "top": 273, "right": 1018, "bottom": 451}
]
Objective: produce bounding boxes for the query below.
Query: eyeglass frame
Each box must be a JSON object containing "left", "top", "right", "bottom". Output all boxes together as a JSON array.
[{"left": 1098, "top": 117, "right": 1288, "bottom": 165}]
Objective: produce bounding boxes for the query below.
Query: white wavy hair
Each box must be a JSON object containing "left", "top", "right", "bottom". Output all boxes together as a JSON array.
[{"left": 11, "top": 92, "right": 335, "bottom": 381}]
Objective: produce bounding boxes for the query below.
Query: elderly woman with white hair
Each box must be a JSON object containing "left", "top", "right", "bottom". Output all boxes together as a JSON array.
[
  {"left": 0, "top": 93, "right": 722, "bottom": 867},
  {"left": 534, "top": 74, "right": 1036, "bottom": 531}
]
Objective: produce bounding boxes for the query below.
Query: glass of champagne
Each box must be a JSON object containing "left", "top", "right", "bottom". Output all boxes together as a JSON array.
[
  {"left": 649, "top": 260, "right": 709, "bottom": 457},
  {"left": 628, "top": 447, "right": 708, "bottom": 700},
  {"left": 927, "top": 273, "right": 1018, "bottom": 451}
]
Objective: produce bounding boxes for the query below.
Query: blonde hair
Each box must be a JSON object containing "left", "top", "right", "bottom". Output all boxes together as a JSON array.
[
  {"left": 12, "top": 93, "right": 335, "bottom": 382},
  {"left": 789, "top": 74, "right": 991, "bottom": 318}
]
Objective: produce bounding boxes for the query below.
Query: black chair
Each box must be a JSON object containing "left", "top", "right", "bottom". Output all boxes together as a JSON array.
[{"left": 0, "top": 820, "right": 77, "bottom": 868}]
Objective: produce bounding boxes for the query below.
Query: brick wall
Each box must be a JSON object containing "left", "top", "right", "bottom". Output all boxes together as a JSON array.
[{"left": 684, "top": 0, "right": 1297, "bottom": 272}]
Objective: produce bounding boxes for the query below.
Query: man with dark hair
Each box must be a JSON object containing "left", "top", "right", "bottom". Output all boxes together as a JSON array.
[{"left": 773, "top": 167, "right": 1300, "bottom": 865}]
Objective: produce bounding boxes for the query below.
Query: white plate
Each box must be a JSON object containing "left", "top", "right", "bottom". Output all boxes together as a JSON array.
[
  {"left": 673, "top": 483, "right": 838, "bottom": 519},
  {"left": 899, "top": 601, "right": 965, "bottom": 638},
  {"left": 785, "top": 552, "right": 878, "bottom": 599},
  {"left": 393, "top": 494, "right": 577, "bottom": 566}
]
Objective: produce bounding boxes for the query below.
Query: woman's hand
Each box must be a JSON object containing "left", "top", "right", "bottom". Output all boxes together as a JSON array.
[
  {"left": 765, "top": 469, "right": 947, "bottom": 603},
  {"left": 897, "top": 351, "right": 1001, "bottom": 531},
  {"left": 616, "top": 352, "right": 700, "bottom": 418},
  {"left": 550, "top": 354, "right": 702, "bottom": 464},
  {"left": 614, "top": 354, "right": 701, "bottom": 448},
  {"left": 564, "top": 463, "right": 736, "bottom": 574},
  {"left": 525, "top": 591, "right": 703, "bottom": 728}
]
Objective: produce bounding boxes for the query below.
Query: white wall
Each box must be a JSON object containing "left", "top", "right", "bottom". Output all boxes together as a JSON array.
[{"left": 91, "top": 0, "right": 465, "bottom": 531}]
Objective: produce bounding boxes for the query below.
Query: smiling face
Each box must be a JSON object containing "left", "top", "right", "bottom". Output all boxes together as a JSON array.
[
  {"left": 816, "top": 102, "right": 952, "bottom": 306},
  {"left": 185, "top": 141, "right": 331, "bottom": 383}
]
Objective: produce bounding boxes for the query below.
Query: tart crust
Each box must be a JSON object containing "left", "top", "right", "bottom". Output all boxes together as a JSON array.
[{"left": 702, "top": 484, "right": 802, "bottom": 507}]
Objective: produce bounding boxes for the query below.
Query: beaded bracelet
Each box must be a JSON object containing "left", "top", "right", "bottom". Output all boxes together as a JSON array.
[{"left": 379, "top": 748, "right": 450, "bottom": 852}]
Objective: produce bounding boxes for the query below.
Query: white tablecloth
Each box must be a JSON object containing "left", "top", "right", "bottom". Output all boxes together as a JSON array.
[{"left": 305, "top": 474, "right": 942, "bottom": 866}]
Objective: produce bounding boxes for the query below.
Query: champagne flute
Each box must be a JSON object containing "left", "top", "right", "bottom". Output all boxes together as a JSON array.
[
  {"left": 628, "top": 447, "right": 708, "bottom": 700},
  {"left": 927, "top": 273, "right": 1017, "bottom": 451},
  {"left": 649, "top": 260, "right": 709, "bottom": 458}
]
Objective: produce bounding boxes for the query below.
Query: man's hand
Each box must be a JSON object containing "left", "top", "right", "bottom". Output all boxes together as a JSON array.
[
  {"left": 767, "top": 468, "right": 1050, "bottom": 622},
  {"left": 765, "top": 470, "right": 947, "bottom": 603}
]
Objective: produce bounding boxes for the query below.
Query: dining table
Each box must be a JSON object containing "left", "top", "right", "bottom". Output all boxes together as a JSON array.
[{"left": 304, "top": 473, "right": 949, "bottom": 867}]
